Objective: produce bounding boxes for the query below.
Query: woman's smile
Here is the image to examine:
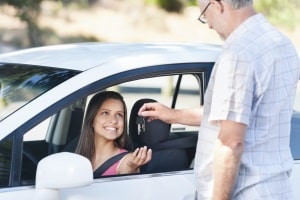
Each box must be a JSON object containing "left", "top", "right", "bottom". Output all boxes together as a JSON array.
[{"left": 93, "top": 98, "right": 125, "bottom": 140}]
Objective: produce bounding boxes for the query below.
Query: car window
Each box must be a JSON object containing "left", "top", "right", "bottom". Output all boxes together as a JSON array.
[
  {"left": 291, "top": 80, "right": 300, "bottom": 160},
  {"left": 0, "top": 136, "right": 12, "bottom": 188},
  {"left": 119, "top": 74, "right": 201, "bottom": 132},
  {"left": 21, "top": 117, "right": 52, "bottom": 186},
  {"left": 65, "top": 73, "right": 202, "bottom": 175},
  {"left": 118, "top": 74, "right": 201, "bottom": 172},
  {"left": 24, "top": 117, "right": 51, "bottom": 141},
  {"left": 171, "top": 74, "right": 201, "bottom": 132},
  {"left": 1, "top": 72, "right": 204, "bottom": 188},
  {"left": 20, "top": 96, "right": 88, "bottom": 185},
  {"left": 0, "top": 64, "right": 80, "bottom": 121},
  {"left": 294, "top": 80, "right": 300, "bottom": 112}
]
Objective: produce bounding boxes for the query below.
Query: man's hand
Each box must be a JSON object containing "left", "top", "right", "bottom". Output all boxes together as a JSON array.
[{"left": 138, "top": 102, "right": 174, "bottom": 123}]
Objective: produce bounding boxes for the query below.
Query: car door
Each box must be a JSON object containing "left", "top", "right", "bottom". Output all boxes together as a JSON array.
[{"left": 0, "top": 62, "right": 213, "bottom": 200}]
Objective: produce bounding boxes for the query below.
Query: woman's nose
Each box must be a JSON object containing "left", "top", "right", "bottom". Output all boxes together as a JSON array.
[{"left": 108, "top": 115, "right": 117, "bottom": 123}]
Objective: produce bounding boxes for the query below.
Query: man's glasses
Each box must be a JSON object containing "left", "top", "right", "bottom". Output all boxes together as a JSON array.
[
  {"left": 198, "top": 0, "right": 221, "bottom": 24},
  {"left": 198, "top": 2, "right": 212, "bottom": 24}
]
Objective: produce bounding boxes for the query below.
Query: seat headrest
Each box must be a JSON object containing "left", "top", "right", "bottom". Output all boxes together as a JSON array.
[{"left": 129, "top": 98, "right": 170, "bottom": 148}]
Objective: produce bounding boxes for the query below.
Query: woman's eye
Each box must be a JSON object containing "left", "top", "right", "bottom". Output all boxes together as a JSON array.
[
  {"left": 101, "top": 111, "right": 109, "bottom": 116},
  {"left": 116, "top": 113, "right": 124, "bottom": 118}
]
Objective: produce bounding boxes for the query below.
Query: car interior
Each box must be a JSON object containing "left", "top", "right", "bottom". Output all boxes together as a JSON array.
[
  {"left": 16, "top": 73, "right": 203, "bottom": 186},
  {"left": 129, "top": 98, "right": 197, "bottom": 173}
]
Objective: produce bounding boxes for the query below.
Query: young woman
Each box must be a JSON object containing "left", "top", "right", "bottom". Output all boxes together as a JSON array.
[{"left": 76, "top": 91, "right": 152, "bottom": 177}]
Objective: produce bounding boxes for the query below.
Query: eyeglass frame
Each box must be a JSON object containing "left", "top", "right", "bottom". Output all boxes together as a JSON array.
[{"left": 198, "top": 0, "right": 221, "bottom": 24}]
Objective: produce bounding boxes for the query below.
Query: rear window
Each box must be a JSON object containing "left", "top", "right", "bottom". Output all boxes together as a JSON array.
[{"left": 0, "top": 64, "right": 80, "bottom": 121}]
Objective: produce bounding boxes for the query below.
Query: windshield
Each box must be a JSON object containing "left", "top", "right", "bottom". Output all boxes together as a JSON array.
[{"left": 0, "top": 63, "right": 80, "bottom": 121}]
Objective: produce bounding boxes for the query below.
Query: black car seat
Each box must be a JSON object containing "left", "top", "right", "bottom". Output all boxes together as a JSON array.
[{"left": 129, "top": 98, "right": 197, "bottom": 173}]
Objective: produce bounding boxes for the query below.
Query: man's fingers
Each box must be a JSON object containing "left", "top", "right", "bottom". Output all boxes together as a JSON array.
[{"left": 138, "top": 103, "right": 156, "bottom": 115}]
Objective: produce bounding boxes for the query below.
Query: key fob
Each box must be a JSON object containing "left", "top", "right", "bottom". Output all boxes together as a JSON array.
[{"left": 136, "top": 116, "right": 145, "bottom": 135}]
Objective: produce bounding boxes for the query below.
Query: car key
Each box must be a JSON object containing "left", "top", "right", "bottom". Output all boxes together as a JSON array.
[{"left": 136, "top": 116, "right": 145, "bottom": 135}]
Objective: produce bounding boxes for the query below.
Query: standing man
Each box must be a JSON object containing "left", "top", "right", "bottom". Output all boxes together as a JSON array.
[{"left": 139, "top": 0, "right": 300, "bottom": 199}]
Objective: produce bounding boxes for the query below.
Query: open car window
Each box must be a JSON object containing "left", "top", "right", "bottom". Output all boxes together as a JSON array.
[
  {"left": 119, "top": 74, "right": 202, "bottom": 132},
  {"left": 9, "top": 73, "right": 203, "bottom": 187}
]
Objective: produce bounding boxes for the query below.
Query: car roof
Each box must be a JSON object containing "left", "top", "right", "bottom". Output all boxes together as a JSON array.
[
  {"left": 0, "top": 42, "right": 221, "bottom": 139},
  {"left": 0, "top": 42, "right": 221, "bottom": 71}
]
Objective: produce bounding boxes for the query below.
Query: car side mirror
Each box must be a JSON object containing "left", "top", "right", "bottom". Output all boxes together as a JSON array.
[{"left": 33, "top": 152, "right": 93, "bottom": 200}]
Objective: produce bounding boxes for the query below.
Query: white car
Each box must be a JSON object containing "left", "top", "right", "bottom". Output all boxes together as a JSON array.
[{"left": 0, "top": 43, "right": 299, "bottom": 200}]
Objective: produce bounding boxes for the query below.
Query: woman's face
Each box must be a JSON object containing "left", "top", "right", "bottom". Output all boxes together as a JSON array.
[{"left": 93, "top": 98, "right": 125, "bottom": 141}]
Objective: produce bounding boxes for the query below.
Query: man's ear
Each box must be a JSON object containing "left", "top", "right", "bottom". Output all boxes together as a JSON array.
[{"left": 212, "top": 0, "right": 224, "bottom": 14}]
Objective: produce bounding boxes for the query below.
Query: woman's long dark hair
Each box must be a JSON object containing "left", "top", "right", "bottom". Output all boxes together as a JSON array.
[{"left": 75, "top": 91, "right": 130, "bottom": 161}]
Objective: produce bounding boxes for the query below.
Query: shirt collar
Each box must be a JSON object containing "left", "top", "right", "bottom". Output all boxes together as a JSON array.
[{"left": 223, "top": 13, "right": 265, "bottom": 49}]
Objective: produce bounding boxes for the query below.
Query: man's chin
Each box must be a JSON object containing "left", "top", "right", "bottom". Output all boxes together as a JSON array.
[{"left": 218, "top": 33, "right": 226, "bottom": 41}]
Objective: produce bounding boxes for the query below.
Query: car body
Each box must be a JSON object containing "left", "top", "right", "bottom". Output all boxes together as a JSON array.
[{"left": 0, "top": 43, "right": 299, "bottom": 200}]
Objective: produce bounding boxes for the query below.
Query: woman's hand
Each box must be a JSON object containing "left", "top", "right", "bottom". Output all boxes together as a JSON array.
[
  {"left": 128, "top": 146, "right": 152, "bottom": 169},
  {"left": 119, "top": 146, "right": 152, "bottom": 174}
]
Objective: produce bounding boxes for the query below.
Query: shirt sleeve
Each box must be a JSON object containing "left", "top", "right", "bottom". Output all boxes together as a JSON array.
[{"left": 208, "top": 51, "right": 254, "bottom": 126}]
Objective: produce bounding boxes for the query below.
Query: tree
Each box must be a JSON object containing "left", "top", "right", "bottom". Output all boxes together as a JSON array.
[
  {"left": 144, "top": 0, "right": 196, "bottom": 12},
  {"left": 0, "top": 0, "right": 55, "bottom": 47},
  {"left": 254, "top": 0, "right": 300, "bottom": 29}
]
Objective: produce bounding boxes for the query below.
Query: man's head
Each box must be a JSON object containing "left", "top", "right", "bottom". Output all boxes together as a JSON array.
[
  {"left": 220, "top": 0, "right": 253, "bottom": 9},
  {"left": 198, "top": 0, "right": 255, "bottom": 40}
]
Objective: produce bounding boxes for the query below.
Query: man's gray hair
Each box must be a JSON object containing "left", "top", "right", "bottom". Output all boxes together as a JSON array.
[
  {"left": 200, "top": 0, "right": 253, "bottom": 9},
  {"left": 224, "top": 0, "right": 253, "bottom": 9}
]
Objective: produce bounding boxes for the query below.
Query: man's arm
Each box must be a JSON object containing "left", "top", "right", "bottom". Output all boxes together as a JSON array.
[
  {"left": 213, "top": 120, "right": 246, "bottom": 200},
  {"left": 138, "top": 102, "right": 202, "bottom": 126},
  {"left": 172, "top": 107, "right": 202, "bottom": 126}
]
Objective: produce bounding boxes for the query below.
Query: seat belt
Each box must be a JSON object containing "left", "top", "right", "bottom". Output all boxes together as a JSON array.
[{"left": 93, "top": 151, "right": 128, "bottom": 178}]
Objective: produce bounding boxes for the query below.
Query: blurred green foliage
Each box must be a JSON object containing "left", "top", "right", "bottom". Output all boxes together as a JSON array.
[
  {"left": 145, "top": 0, "right": 299, "bottom": 29},
  {"left": 254, "top": 0, "right": 300, "bottom": 29},
  {"left": 0, "top": 0, "right": 96, "bottom": 47},
  {"left": 145, "top": 0, "right": 197, "bottom": 12},
  {"left": 0, "top": 0, "right": 298, "bottom": 48}
]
